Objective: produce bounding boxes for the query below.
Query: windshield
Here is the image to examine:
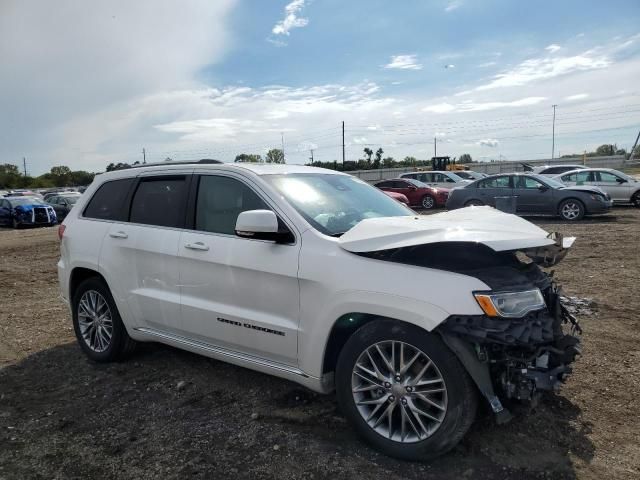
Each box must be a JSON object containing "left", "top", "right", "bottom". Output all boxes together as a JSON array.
[
  {"left": 454, "top": 171, "right": 472, "bottom": 179},
  {"left": 405, "top": 178, "right": 430, "bottom": 188},
  {"left": 8, "top": 197, "right": 41, "bottom": 206},
  {"left": 535, "top": 175, "right": 565, "bottom": 189},
  {"left": 264, "top": 173, "right": 413, "bottom": 236},
  {"left": 61, "top": 196, "right": 79, "bottom": 204}
]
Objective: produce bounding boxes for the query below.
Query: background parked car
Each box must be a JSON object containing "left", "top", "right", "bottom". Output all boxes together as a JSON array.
[
  {"left": 400, "top": 170, "right": 471, "bottom": 189},
  {"left": 446, "top": 173, "right": 612, "bottom": 220},
  {"left": 0, "top": 196, "right": 57, "bottom": 228},
  {"left": 453, "top": 170, "right": 488, "bottom": 180},
  {"left": 521, "top": 163, "right": 587, "bottom": 177},
  {"left": 553, "top": 168, "right": 640, "bottom": 207},
  {"left": 375, "top": 178, "right": 449, "bottom": 209},
  {"left": 381, "top": 190, "right": 410, "bottom": 206},
  {"left": 47, "top": 193, "right": 81, "bottom": 221}
]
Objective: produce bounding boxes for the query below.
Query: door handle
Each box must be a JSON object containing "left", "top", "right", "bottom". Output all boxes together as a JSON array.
[
  {"left": 184, "top": 242, "right": 209, "bottom": 251},
  {"left": 109, "top": 231, "right": 128, "bottom": 239}
]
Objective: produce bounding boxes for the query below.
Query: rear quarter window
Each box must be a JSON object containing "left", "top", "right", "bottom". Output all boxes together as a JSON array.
[{"left": 83, "top": 178, "right": 135, "bottom": 221}]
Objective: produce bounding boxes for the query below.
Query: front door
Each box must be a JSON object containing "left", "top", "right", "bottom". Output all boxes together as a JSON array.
[
  {"left": 513, "top": 176, "right": 552, "bottom": 213},
  {"left": 594, "top": 171, "right": 631, "bottom": 202},
  {"left": 178, "top": 174, "right": 300, "bottom": 365}
]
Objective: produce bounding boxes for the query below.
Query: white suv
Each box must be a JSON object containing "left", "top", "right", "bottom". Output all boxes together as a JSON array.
[{"left": 58, "top": 161, "right": 582, "bottom": 460}]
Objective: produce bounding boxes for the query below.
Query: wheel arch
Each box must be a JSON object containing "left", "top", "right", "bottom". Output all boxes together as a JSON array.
[{"left": 69, "top": 267, "right": 109, "bottom": 301}]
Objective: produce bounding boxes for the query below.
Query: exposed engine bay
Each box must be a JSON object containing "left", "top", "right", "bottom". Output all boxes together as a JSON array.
[{"left": 359, "top": 240, "right": 582, "bottom": 421}]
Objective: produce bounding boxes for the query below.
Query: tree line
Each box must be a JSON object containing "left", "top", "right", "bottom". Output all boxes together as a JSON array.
[
  {"left": 0, "top": 164, "right": 94, "bottom": 189},
  {"left": 2, "top": 142, "right": 635, "bottom": 189}
]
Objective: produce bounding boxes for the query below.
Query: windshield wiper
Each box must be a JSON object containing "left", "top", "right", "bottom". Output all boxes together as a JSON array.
[{"left": 329, "top": 232, "right": 346, "bottom": 237}]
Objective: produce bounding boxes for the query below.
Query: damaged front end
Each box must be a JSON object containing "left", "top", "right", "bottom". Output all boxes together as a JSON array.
[
  {"left": 439, "top": 277, "right": 582, "bottom": 422},
  {"left": 357, "top": 236, "right": 582, "bottom": 422}
]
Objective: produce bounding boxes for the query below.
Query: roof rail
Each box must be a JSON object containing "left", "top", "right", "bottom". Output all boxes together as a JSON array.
[{"left": 128, "top": 159, "right": 224, "bottom": 169}]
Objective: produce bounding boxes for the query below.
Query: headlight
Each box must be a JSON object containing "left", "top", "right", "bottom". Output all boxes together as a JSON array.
[{"left": 474, "top": 289, "right": 545, "bottom": 318}]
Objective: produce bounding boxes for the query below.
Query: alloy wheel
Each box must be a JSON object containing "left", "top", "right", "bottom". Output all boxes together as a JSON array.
[
  {"left": 77, "top": 290, "right": 113, "bottom": 353},
  {"left": 422, "top": 196, "right": 435, "bottom": 209},
  {"left": 351, "top": 340, "right": 448, "bottom": 443},
  {"left": 561, "top": 202, "right": 581, "bottom": 220}
]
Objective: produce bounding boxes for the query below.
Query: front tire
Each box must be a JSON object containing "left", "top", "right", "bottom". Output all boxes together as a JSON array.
[
  {"left": 421, "top": 195, "right": 436, "bottom": 210},
  {"left": 336, "top": 319, "right": 477, "bottom": 461},
  {"left": 558, "top": 199, "right": 585, "bottom": 221},
  {"left": 71, "top": 277, "right": 137, "bottom": 362},
  {"left": 632, "top": 192, "right": 640, "bottom": 208}
]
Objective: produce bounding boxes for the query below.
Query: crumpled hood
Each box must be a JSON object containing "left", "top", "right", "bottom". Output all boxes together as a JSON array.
[
  {"left": 560, "top": 185, "right": 606, "bottom": 195},
  {"left": 339, "top": 207, "right": 575, "bottom": 262}
]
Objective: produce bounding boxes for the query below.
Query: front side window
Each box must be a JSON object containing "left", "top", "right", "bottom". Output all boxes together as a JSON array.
[
  {"left": 597, "top": 172, "right": 621, "bottom": 183},
  {"left": 516, "top": 176, "right": 545, "bottom": 189},
  {"left": 84, "top": 178, "right": 135, "bottom": 221},
  {"left": 195, "top": 176, "right": 268, "bottom": 235},
  {"left": 129, "top": 176, "right": 188, "bottom": 228},
  {"left": 264, "top": 173, "right": 412, "bottom": 236}
]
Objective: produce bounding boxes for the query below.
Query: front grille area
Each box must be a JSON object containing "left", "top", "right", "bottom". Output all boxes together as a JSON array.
[{"left": 33, "top": 207, "right": 49, "bottom": 223}]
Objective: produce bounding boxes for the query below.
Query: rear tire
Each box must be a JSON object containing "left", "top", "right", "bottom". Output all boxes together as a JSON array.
[
  {"left": 464, "top": 199, "right": 484, "bottom": 207},
  {"left": 421, "top": 195, "right": 436, "bottom": 209},
  {"left": 72, "top": 277, "right": 137, "bottom": 362},
  {"left": 632, "top": 192, "right": 640, "bottom": 208},
  {"left": 558, "top": 199, "right": 585, "bottom": 221},
  {"left": 336, "top": 319, "right": 477, "bottom": 461}
]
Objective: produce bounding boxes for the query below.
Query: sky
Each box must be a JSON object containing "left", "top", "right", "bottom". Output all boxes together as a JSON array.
[{"left": 1, "top": 0, "right": 639, "bottom": 175}]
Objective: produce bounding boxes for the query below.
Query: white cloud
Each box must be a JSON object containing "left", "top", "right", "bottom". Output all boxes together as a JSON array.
[
  {"left": 545, "top": 44, "right": 562, "bottom": 53},
  {"left": 565, "top": 93, "right": 589, "bottom": 101},
  {"left": 468, "top": 49, "right": 611, "bottom": 92},
  {"left": 477, "top": 61, "right": 497, "bottom": 68},
  {"left": 384, "top": 54, "right": 423, "bottom": 70},
  {"left": 478, "top": 139, "right": 500, "bottom": 147},
  {"left": 423, "top": 103, "right": 456, "bottom": 113},
  {"left": 445, "top": 1, "right": 462, "bottom": 12},
  {"left": 424, "top": 96, "right": 546, "bottom": 113},
  {"left": 272, "top": 0, "right": 309, "bottom": 36},
  {"left": 352, "top": 136, "right": 368, "bottom": 145}
]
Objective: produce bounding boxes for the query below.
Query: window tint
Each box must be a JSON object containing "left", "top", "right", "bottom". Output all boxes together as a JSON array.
[
  {"left": 391, "top": 180, "right": 409, "bottom": 188},
  {"left": 516, "top": 176, "right": 544, "bottom": 189},
  {"left": 597, "top": 172, "right": 621, "bottom": 183},
  {"left": 376, "top": 181, "right": 393, "bottom": 188},
  {"left": 84, "top": 178, "right": 135, "bottom": 221},
  {"left": 544, "top": 166, "right": 571, "bottom": 174},
  {"left": 402, "top": 173, "right": 418, "bottom": 180},
  {"left": 478, "top": 176, "right": 511, "bottom": 189},
  {"left": 129, "top": 176, "right": 188, "bottom": 228},
  {"left": 195, "top": 176, "right": 269, "bottom": 235},
  {"left": 564, "top": 171, "right": 592, "bottom": 183}
]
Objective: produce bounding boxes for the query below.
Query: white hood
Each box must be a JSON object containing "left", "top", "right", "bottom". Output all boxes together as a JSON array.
[{"left": 339, "top": 207, "right": 575, "bottom": 262}]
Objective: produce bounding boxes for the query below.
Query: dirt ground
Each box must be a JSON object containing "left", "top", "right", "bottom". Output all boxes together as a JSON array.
[{"left": 1, "top": 209, "right": 639, "bottom": 480}]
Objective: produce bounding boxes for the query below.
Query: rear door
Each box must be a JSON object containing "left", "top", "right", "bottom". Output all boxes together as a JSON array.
[
  {"left": 475, "top": 175, "right": 512, "bottom": 206},
  {"left": 559, "top": 170, "right": 594, "bottom": 187},
  {"left": 99, "top": 173, "right": 189, "bottom": 334},
  {"left": 513, "top": 176, "right": 553, "bottom": 213},
  {"left": 178, "top": 173, "right": 300, "bottom": 365}
]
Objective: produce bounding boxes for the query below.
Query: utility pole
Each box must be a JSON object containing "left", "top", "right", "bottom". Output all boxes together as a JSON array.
[
  {"left": 551, "top": 104, "right": 557, "bottom": 160},
  {"left": 23, "top": 157, "right": 27, "bottom": 176},
  {"left": 628, "top": 128, "right": 640, "bottom": 163},
  {"left": 142, "top": 148, "right": 146, "bottom": 164},
  {"left": 281, "top": 133, "right": 286, "bottom": 163},
  {"left": 341, "top": 121, "right": 345, "bottom": 164},
  {"left": 434, "top": 137, "right": 437, "bottom": 157},
  {"left": 309, "top": 149, "right": 314, "bottom": 163}
]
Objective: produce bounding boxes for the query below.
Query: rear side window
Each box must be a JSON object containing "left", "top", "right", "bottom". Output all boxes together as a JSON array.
[
  {"left": 478, "top": 176, "right": 511, "bottom": 189},
  {"left": 130, "top": 176, "right": 188, "bottom": 228},
  {"left": 195, "top": 175, "right": 269, "bottom": 235},
  {"left": 84, "top": 178, "right": 135, "bottom": 221}
]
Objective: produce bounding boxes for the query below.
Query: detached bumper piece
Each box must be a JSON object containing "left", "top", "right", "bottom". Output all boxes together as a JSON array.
[{"left": 439, "top": 283, "right": 581, "bottom": 422}]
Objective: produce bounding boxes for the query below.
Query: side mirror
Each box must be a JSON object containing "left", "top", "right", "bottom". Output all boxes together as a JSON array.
[
  {"left": 537, "top": 184, "right": 549, "bottom": 192},
  {"left": 235, "top": 210, "right": 292, "bottom": 243},
  {"left": 409, "top": 186, "right": 417, "bottom": 191},
  {"left": 616, "top": 178, "right": 627, "bottom": 183}
]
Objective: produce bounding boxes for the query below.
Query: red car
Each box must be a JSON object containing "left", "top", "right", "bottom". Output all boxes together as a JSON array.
[
  {"left": 375, "top": 178, "right": 449, "bottom": 209},
  {"left": 382, "top": 190, "right": 410, "bottom": 205}
]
